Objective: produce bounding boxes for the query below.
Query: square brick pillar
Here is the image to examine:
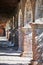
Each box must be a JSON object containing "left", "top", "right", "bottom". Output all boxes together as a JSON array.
[{"left": 30, "top": 23, "right": 43, "bottom": 65}]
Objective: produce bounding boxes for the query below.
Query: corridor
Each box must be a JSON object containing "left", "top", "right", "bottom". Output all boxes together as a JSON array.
[{"left": 0, "top": 0, "right": 43, "bottom": 65}]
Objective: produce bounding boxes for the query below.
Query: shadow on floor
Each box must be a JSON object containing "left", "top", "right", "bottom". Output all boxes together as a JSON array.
[
  {"left": 0, "top": 63, "right": 20, "bottom": 65},
  {"left": 0, "top": 43, "right": 19, "bottom": 56}
]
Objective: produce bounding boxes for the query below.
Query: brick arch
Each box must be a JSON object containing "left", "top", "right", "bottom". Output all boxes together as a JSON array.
[
  {"left": 24, "top": 0, "right": 33, "bottom": 25},
  {"left": 18, "top": 9, "right": 23, "bottom": 27}
]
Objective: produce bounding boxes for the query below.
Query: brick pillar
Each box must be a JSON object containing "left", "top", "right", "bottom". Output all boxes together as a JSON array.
[
  {"left": 31, "top": 24, "right": 38, "bottom": 65},
  {"left": 18, "top": 27, "right": 23, "bottom": 51},
  {"left": 22, "top": 27, "right": 33, "bottom": 57},
  {"left": 30, "top": 23, "right": 43, "bottom": 65},
  {"left": 22, "top": 28, "right": 28, "bottom": 56}
]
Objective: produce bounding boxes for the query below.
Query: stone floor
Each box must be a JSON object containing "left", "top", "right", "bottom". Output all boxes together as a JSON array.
[
  {"left": 0, "top": 37, "right": 32, "bottom": 65},
  {"left": 0, "top": 43, "right": 32, "bottom": 65}
]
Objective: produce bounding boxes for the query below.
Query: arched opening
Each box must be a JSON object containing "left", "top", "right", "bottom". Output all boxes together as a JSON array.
[
  {"left": 18, "top": 9, "right": 23, "bottom": 51},
  {"left": 0, "top": 9, "right": 23, "bottom": 55},
  {"left": 0, "top": 15, "right": 20, "bottom": 53},
  {"left": 18, "top": 9, "right": 23, "bottom": 27},
  {"left": 0, "top": 0, "right": 23, "bottom": 56},
  {"left": 24, "top": 0, "right": 32, "bottom": 26},
  {"left": 35, "top": 0, "right": 43, "bottom": 23}
]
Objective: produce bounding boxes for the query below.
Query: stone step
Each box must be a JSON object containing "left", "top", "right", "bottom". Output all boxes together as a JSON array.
[
  {"left": 0, "top": 37, "right": 8, "bottom": 41},
  {"left": 0, "top": 52, "right": 22, "bottom": 56},
  {"left": 0, "top": 56, "right": 33, "bottom": 64},
  {"left": 0, "top": 47, "right": 22, "bottom": 56}
]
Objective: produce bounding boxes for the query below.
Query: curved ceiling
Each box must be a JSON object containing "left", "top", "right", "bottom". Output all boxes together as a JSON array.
[
  {"left": 0, "top": 0, "right": 20, "bottom": 8},
  {"left": 0, "top": 0, "right": 20, "bottom": 15}
]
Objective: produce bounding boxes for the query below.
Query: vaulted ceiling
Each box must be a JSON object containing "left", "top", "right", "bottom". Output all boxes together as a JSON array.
[
  {"left": 0, "top": 0, "right": 20, "bottom": 8},
  {"left": 0, "top": 0, "right": 20, "bottom": 16}
]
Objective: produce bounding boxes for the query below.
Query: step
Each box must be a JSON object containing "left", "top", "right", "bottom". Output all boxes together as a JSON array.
[
  {"left": 0, "top": 52, "right": 22, "bottom": 56},
  {"left": 0, "top": 56, "right": 33, "bottom": 64},
  {"left": 0, "top": 50, "right": 22, "bottom": 56},
  {"left": 0, "top": 37, "right": 8, "bottom": 41}
]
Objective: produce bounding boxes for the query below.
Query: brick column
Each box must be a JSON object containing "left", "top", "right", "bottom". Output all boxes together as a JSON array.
[
  {"left": 30, "top": 23, "right": 43, "bottom": 65},
  {"left": 21, "top": 28, "right": 28, "bottom": 56},
  {"left": 18, "top": 27, "right": 23, "bottom": 51},
  {"left": 22, "top": 26, "right": 33, "bottom": 57},
  {"left": 31, "top": 23, "right": 38, "bottom": 65}
]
